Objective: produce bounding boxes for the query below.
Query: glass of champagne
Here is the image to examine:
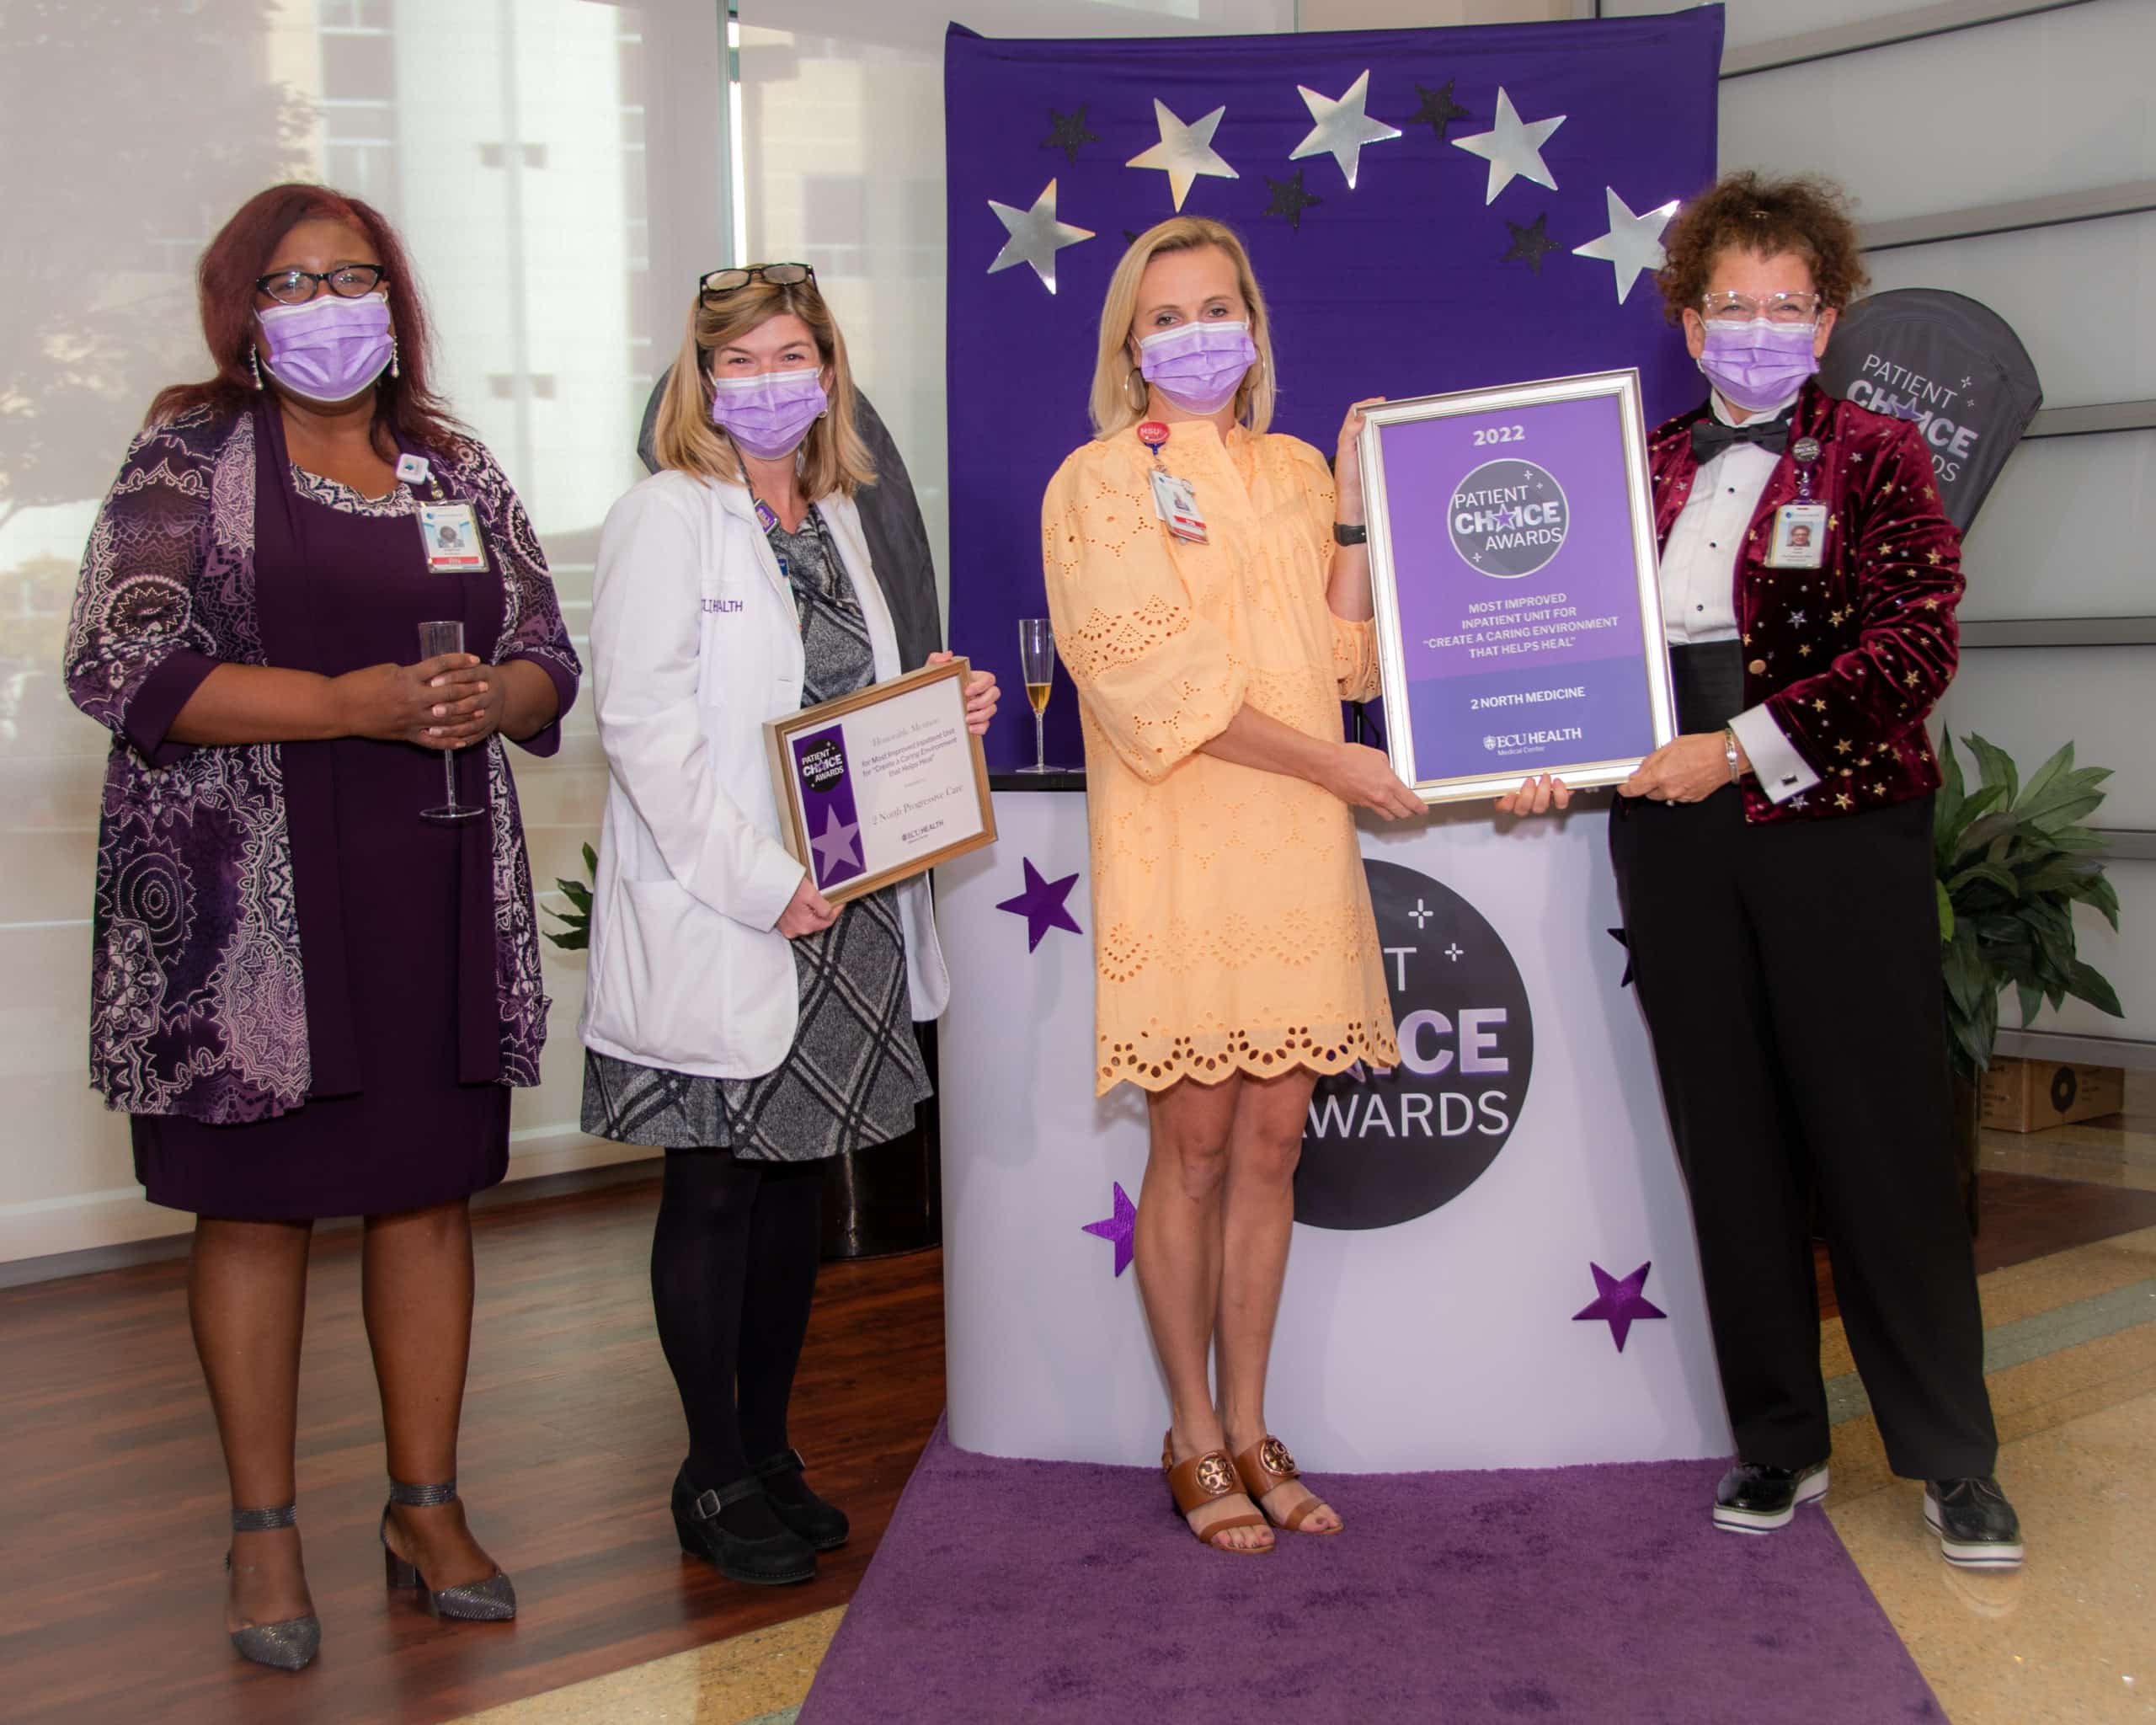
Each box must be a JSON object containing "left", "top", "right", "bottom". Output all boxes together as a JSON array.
[
  {"left": 1017, "top": 617, "right": 1054, "bottom": 774},
  {"left": 418, "top": 619, "right": 483, "bottom": 823}
]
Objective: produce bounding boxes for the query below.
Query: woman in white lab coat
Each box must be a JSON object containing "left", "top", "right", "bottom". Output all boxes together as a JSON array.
[{"left": 580, "top": 263, "right": 995, "bottom": 1587}]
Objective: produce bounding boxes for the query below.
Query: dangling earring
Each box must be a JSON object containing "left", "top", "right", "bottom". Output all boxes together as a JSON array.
[
  {"left": 388, "top": 329, "right": 401, "bottom": 380},
  {"left": 1123, "top": 366, "right": 1148, "bottom": 413},
  {"left": 248, "top": 347, "right": 264, "bottom": 391}
]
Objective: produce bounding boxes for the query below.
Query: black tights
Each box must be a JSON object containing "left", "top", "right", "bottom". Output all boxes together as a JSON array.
[{"left": 651, "top": 1150, "right": 824, "bottom": 1535}]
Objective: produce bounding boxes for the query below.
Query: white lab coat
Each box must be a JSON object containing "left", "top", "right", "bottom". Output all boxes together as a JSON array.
[{"left": 579, "top": 468, "right": 949, "bottom": 1079}]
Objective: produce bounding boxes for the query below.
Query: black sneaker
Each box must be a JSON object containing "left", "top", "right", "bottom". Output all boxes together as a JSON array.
[
  {"left": 1712, "top": 1460, "right": 1829, "bottom": 1534},
  {"left": 1924, "top": 1477, "right": 2024, "bottom": 1570}
]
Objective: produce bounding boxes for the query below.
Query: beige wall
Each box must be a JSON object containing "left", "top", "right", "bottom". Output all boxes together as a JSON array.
[{"left": 1296, "top": 0, "right": 1577, "bottom": 28}]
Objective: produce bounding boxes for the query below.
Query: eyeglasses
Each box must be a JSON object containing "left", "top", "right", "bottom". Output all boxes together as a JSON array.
[
  {"left": 255, "top": 264, "right": 388, "bottom": 304},
  {"left": 699, "top": 263, "right": 815, "bottom": 302},
  {"left": 1700, "top": 291, "right": 1823, "bottom": 325}
]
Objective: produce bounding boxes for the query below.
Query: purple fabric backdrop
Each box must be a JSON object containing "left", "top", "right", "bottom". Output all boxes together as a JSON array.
[{"left": 944, "top": 11, "right": 1723, "bottom": 772}]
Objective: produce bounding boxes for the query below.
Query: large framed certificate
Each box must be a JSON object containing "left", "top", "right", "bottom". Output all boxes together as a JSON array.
[
  {"left": 1358, "top": 370, "right": 1676, "bottom": 804},
  {"left": 764, "top": 658, "right": 997, "bottom": 904}
]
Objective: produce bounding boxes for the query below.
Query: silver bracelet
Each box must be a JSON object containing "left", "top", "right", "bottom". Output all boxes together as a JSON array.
[{"left": 1721, "top": 726, "right": 1742, "bottom": 783}]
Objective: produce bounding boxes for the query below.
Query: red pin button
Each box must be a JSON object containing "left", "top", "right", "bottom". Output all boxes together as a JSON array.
[{"left": 1137, "top": 420, "right": 1170, "bottom": 451}]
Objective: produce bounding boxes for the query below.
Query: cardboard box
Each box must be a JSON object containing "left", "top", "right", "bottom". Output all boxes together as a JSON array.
[{"left": 1979, "top": 1058, "right": 2126, "bottom": 1134}]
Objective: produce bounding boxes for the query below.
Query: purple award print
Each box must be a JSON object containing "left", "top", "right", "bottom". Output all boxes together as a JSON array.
[
  {"left": 791, "top": 724, "right": 866, "bottom": 891},
  {"left": 1572, "top": 1260, "right": 1668, "bottom": 1353},
  {"left": 1082, "top": 1182, "right": 1138, "bottom": 1278},
  {"left": 1380, "top": 390, "right": 1658, "bottom": 782}
]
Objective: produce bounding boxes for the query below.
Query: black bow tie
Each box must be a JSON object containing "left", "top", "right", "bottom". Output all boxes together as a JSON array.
[{"left": 1690, "top": 412, "right": 1792, "bottom": 463}]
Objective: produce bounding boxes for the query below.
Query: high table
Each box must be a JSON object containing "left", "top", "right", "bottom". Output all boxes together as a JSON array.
[{"left": 936, "top": 776, "right": 1732, "bottom": 1471}]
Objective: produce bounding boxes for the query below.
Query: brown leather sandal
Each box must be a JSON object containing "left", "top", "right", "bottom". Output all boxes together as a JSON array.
[
  {"left": 1162, "top": 1432, "right": 1272, "bottom": 1555},
  {"left": 1235, "top": 1436, "right": 1341, "bottom": 1535}
]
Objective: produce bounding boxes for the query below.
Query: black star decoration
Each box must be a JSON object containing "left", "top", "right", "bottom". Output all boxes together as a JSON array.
[
  {"left": 1407, "top": 77, "right": 1471, "bottom": 142},
  {"left": 1502, "top": 211, "right": 1561, "bottom": 274},
  {"left": 1607, "top": 927, "right": 1634, "bottom": 989},
  {"left": 1262, "top": 166, "right": 1324, "bottom": 232},
  {"left": 1042, "top": 104, "right": 1100, "bottom": 165}
]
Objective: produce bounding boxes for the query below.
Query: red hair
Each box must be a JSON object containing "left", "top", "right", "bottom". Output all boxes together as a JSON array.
[{"left": 147, "top": 183, "right": 467, "bottom": 454}]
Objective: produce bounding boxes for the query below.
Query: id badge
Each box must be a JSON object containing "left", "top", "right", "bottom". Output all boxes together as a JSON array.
[
  {"left": 1147, "top": 468, "right": 1209, "bottom": 544},
  {"left": 417, "top": 501, "right": 489, "bottom": 574},
  {"left": 1768, "top": 502, "right": 1827, "bottom": 569}
]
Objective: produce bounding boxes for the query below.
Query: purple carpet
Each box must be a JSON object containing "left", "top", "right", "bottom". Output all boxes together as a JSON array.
[{"left": 798, "top": 1423, "right": 1940, "bottom": 1724}]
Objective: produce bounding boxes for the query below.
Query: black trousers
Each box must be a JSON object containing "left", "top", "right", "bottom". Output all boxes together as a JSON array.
[{"left": 1609, "top": 788, "right": 1998, "bottom": 1480}]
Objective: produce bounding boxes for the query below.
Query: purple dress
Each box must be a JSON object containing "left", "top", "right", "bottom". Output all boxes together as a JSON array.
[{"left": 131, "top": 409, "right": 514, "bottom": 1220}]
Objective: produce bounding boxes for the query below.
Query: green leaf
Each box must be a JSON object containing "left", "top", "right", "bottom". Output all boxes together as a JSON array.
[
  {"left": 1935, "top": 880, "right": 1954, "bottom": 944},
  {"left": 1963, "top": 732, "right": 2019, "bottom": 804},
  {"left": 1956, "top": 809, "right": 2021, "bottom": 857},
  {"left": 582, "top": 841, "right": 599, "bottom": 877},
  {"left": 1947, "top": 860, "right": 2019, "bottom": 898},
  {"left": 2066, "top": 960, "right": 2125, "bottom": 1018},
  {"left": 543, "top": 927, "right": 589, "bottom": 951},
  {"left": 2014, "top": 740, "right": 2075, "bottom": 811},
  {"left": 2015, "top": 982, "right": 2043, "bottom": 1028},
  {"left": 558, "top": 879, "right": 592, "bottom": 913}
]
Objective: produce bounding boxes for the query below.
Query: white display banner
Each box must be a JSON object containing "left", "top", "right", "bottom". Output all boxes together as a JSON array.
[{"left": 938, "top": 788, "right": 1732, "bottom": 1471}]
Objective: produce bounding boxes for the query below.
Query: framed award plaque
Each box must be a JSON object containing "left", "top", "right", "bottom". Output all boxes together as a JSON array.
[
  {"left": 1357, "top": 370, "right": 1678, "bottom": 804},
  {"left": 764, "top": 657, "right": 997, "bottom": 905}
]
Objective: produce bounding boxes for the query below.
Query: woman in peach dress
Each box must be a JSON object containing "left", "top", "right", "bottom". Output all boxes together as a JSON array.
[{"left": 1041, "top": 217, "right": 1420, "bottom": 1555}]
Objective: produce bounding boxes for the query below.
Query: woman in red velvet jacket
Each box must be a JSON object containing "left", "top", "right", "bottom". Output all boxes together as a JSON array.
[{"left": 1503, "top": 173, "right": 2020, "bottom": 1571}]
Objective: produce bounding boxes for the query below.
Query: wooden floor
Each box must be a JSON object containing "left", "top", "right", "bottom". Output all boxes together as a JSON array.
[
  {"left": 8, "top": 1164, "right": 2156, "bottom": 1725},
  {"left": 1, "top": 1171, "right": 944, "bottom": 1725}
]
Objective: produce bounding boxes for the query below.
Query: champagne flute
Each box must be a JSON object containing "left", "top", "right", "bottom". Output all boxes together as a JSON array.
[
  {"left": 1017, "top": 617, "right": 1054, "bottom": 774},
  {"left": 418, "top": 619, "right": 483, "bottom": 823}
]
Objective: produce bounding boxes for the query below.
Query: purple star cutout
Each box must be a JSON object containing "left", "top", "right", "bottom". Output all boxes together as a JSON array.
[
  {"left": 1493, "top": 507, "right": 1520, "bottom": 530},
  {"left": 995, "top": 857, "right": 1081, "bottom": 952},
  {"left": 1082, "top": 1182, "right": 1137, "bottom": 1276},
  {"left": 1572, "top": 1261, "right": 1667, "bottom": 1352}
]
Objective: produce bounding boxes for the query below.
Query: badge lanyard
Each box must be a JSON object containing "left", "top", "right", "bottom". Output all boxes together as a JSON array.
[
  {"left": 740, "top": 457, "right": 838, "bottom": 635},
  {"left": 1138, "top": 419, "right": 1209, "bottom": 544},
  {"left": 1768, "top": 434, "right": 1827, "bottom": 570},
  {"left": 400, "top": 452, "right": 491, "bottom": 577}
]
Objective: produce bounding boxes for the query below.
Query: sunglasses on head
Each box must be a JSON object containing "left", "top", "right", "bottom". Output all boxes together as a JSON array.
[{"left": 698, "top": 263, "right": 815, "bottom": 303}]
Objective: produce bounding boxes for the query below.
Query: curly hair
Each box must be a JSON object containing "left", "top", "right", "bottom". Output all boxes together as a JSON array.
[{"left": 1654, "top": 171, "right": 1869, "bottom": 326}]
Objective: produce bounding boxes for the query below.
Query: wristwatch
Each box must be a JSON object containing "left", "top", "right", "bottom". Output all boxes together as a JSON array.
[{"left": 1333, "top": 521, "right": 1368, "bottom": 546}]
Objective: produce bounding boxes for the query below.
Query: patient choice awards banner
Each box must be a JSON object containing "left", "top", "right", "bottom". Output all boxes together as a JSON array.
[{"left": 943, "top": 10, "right": 1724, "bottom": 772}]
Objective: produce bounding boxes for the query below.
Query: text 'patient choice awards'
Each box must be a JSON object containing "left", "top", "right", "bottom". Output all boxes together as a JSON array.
[{"left": 1295, "top": 860, "right": 1534, "bottom": 1231}]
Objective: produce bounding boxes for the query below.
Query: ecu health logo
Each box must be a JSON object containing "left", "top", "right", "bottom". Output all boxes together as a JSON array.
[{"left": 1295, "top": 860, "right": 1534, "bottom": 1231}]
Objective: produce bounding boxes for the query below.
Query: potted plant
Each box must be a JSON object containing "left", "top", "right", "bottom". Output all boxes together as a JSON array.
[{"left": 1935, "top": 733, "right": 2124, "bottom": 1211}]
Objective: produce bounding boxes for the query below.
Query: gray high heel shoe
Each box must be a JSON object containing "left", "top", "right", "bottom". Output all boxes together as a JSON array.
[
  {"left": 380, "top": 1478, "right": 516, "bottom": 1621},
  {"left": 226, "top": 1503, "right": 321, "bottom": 1671}
]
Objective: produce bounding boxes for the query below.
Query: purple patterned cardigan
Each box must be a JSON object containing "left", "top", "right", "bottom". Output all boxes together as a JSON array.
[{"left": 64, "top": 406, "right": 583, "bottom": 1122}]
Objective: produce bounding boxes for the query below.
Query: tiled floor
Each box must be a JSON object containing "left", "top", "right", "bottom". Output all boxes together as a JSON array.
[{"left": 455, "top": 1075, "right": 2156, "bottom": 1725}]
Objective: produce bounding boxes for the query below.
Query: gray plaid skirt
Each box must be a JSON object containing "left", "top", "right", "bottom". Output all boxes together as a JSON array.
[{"left": 581, "top": 883, "right": 931, "bottom": 1162}]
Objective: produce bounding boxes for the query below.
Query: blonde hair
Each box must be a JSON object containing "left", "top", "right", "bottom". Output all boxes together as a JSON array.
[
  {"left": 651, "top": 274, "right": 875, "bottom": 499},
  {"left": 1087, "top": 217, "right": 1277, "bottom": 439}
]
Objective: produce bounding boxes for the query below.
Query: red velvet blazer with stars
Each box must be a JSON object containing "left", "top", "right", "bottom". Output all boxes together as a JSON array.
[{"left": 1647, "top": 379, "right": 1962, "bottom": 825}]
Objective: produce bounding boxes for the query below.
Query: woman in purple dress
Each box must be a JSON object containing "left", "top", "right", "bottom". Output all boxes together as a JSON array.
[{"left": 64, "top": 184, "right": 580, "bottom": 1671}]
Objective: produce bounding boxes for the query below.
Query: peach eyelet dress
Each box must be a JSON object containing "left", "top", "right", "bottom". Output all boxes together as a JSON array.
[{"left": 1040, "top": 419, "right": 1400, "bottom": 1095}]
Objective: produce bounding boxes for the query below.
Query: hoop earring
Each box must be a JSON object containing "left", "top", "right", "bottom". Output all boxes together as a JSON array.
[
  {"left": 388, "top": 330, "right": 400, "bottom": 380},
  {"left": 1123, "top": 366, "right": 1148, "bottom": 413},
  {"left": 248, "top": 347, "right": 263, "bottom": 391}
]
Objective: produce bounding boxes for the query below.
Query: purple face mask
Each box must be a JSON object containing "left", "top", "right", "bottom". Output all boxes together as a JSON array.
[
  {"left": 1696, "top": 318, "right": 1821, "bottom": 414},
  {"left": 257, "top": 291, "right": 393, "bottom": 404},
  {"left": 1139, "top": 319, "right": 1258, "bottom": 415},
  {"left": 710, "top": 368, "right": 828, "bottom": 460}
]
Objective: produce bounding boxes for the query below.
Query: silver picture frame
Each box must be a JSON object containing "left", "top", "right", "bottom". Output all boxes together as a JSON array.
[{"left": 1357, "top": 368, "right": 1678, "bottom": 805}]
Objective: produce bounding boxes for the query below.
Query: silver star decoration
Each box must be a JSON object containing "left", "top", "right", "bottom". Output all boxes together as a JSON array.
[
  {"left": 1452, "top": 87, "right": 1564, "bottom": 205},
  {"left": 809, "top": 808, "right": 862, "bottom": 877},
  {"left": 986, "top": 179, "right": 1094, "bottom": 295},
  {"left": 1289, "top": 70, "right": 1401, "bottom": 191},
  {"left": 1570, "top": 187, "right": 1679, "bottom": 304},
  {"left": 1127, "top": 99, "right": 1238, "bottom": 211}
]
